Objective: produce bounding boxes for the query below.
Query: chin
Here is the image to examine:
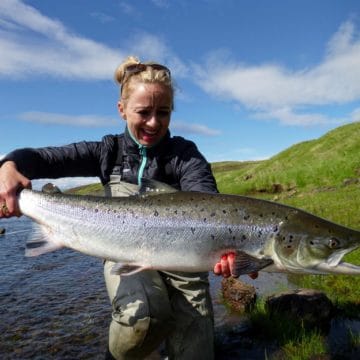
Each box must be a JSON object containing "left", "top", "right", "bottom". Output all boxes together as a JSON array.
[{"left": 142, "top": 137, "right": 160, "bottom": 146}]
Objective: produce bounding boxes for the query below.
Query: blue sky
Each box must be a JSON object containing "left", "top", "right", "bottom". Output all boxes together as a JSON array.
[{"left": 1, "top": 0, "right": 360, "bottom": 188}]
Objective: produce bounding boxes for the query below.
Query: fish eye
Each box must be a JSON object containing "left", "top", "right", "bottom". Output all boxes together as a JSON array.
[{"left": 328, "top": 237, "right": 340, "bottom": 249}]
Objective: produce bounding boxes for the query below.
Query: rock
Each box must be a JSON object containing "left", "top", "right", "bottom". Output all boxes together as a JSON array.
[
  {"left": 221, "top": 277, "right": 257, "bottom": 313},
  {"left": 265, "top": 288, "right": 334, "bottom": 328},
  {"left": 0, "top": 227, "right": 5, "bottom": 235},
  {"left": 42, "top": 183, "right": 61, "bottom": 194},
  {"left": 342, "top": 178, "right": 359, "bottom": 186},
  {"left": 271, "top": 183, "right": 284, "bottom": 193}
]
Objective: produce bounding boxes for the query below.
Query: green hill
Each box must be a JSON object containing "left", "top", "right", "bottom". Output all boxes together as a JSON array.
[
  {"left": 212, "top": 121, "right": 360, "bottom": 229},
  {"left": 213, "top": 121, "right": 359, "bottom": 194}
]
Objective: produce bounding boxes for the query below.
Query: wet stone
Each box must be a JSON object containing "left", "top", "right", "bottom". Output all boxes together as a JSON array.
[
  {"left": 265, "top": 288, "right": 334, "bottom": 328},
  {"left": 221, "top": 277, "right": 257, "bottom": 313}
]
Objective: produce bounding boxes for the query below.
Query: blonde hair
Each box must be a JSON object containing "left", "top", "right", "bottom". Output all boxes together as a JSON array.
[{"left": 114, "top": 56, "right": 174, "bottom": 108}]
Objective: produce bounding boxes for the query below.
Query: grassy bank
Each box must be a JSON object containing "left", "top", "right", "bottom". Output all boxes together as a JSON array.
[
  {"left": 212, "top": 122, "right": 360, "bottom": 359},
  {"left": 249, "top": 299, "right": 359, "bottom": 359},
  {"left": 212, "top": 121, "right": 360, "bottom": 197},
  {"left": 212, "top": 122, "right": 360, "bottom": 312}
]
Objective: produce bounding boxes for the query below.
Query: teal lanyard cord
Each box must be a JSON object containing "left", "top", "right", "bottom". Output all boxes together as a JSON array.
[
  {"left": 138, "top": 145, "right": 147, "bottom": 186},
  {"left": 126, "top": 127, "right": 149, "bottom": 186}
]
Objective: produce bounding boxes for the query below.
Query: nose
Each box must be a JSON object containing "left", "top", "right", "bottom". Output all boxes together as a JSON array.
[{"left": 145, "top": 112, "right": 160, "bottom": 127}]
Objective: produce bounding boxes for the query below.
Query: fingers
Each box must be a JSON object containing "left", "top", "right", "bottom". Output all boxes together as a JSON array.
[
  {"left": 0, "top": 161, "right": 31, "bottom": 218},
  {"left": 213, "top": 262, "right": 222, "bottom": 275},
  {"left": 0, "top": 186, "right": 20, "bottom": 217},
  {"left": 0, "top": 202, "right": 9, "bottom": 217},
  {"left": 0, "top": 196, "right": 18, "bottom": 218},
  {"left": 6, "top": 195, "right": 21, "bottom": 217},
  {"left": 213, "top": 255, "right": 230, "bottom": 277},
  {"left": 213, "top": 253, "right": 260, "bottom": 279},
  {"left": 213, "top": 253, "right": 235, "bottom": 278},
  {"left": 227, "top": 252, "right": 238, "bottom": 277},
  {"left": 220, "top": 254, "right": 231, "bottom": 277}
]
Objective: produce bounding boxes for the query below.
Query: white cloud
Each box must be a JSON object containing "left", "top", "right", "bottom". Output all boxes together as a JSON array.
[
  {"left": 151, "top": 0, "right": 170, "bottom": 9},
  {"left": 171, "top": 121, "right": 221, "bottom": 136},
  {"left": 194, "top": 20, "right": 360, "bottom": 126},
  {"left": 18, "top": 111, "right": 119, "bottom": 127},
  {"left": 125, "top": 32, "right": 188, "bottom": 78},
  {"left": 350, "top": 108, "right": 360, "bottom": 122},
  {"left": 252, "top": 107, "right": 339, "bottom": 126},
  {"left": 210, "top": 146, "right": 268, "bottom": 163},
  {"left": 0, "top": 0, "right": 185, "bottom": 80},
  {"left": 119, "top": 2, "right": 137, "bottom": 16},
  {"left": 90, "top": 12, "right": 114, "bottom": 23},
  {"left": 0, "top": 0, "right": 122, "bottom": 79},
  {"left": 17, "top": 111, "right": 222, "bottom": 136}
]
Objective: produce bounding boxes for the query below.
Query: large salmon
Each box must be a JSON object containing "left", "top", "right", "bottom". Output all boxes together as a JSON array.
[{"left": 16, "top": 179, "right": 360, "bottom": 276}]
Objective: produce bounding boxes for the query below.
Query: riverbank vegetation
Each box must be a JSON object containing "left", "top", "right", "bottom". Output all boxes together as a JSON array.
[
  {"left": 212, "top": 122, "right": 360, "bottom": 306},
  {"left": 212, "top": 121, "right": 360, "bottom": 359}
]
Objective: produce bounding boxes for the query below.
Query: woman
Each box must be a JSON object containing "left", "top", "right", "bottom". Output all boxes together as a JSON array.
[{"left": 0, "top": 56, "right": 241, "bottom": 359}]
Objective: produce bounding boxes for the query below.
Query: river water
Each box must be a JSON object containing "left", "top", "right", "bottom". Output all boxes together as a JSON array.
[{"left": 0, "top": 217, "right": 358, "bottom": 359}]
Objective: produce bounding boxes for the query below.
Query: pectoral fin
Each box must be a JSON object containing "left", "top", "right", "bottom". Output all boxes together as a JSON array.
[
  {"left": 25, "top": 223, "right": 63, "bottom": 257},
  {"left": 233, "top": 251, "right": 273, "bottom": 276}
]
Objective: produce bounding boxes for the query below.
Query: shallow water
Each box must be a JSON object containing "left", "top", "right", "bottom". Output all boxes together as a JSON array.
[
  {"left": 0, "top": 217, "right": 110, "bottom": 359},
  {"left": 0, "top": 217, "right": 358, "bottom": 359}
]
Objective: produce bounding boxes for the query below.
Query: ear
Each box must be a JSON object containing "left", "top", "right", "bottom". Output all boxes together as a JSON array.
[{"left": 118, "top": 101, "right": 127, "bottom": 120}]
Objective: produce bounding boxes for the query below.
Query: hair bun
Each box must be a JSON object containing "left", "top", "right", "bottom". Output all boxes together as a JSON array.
[{"left": 114, "top": 56, "right": 141, "bottom": 85}]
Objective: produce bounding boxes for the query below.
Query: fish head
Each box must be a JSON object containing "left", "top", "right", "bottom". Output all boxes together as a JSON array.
[{"left": 273, "top": 212, "right": 360, "bottom": 275}]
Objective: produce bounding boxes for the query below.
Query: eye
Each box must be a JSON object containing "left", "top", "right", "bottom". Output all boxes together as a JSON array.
[
  {"left": 328, "top": 237, "right": 340, "bottom": 249},
  {"left": 138, "top": 110, "right": 150, "bottom": 116},
  {"left": 157, "top": 110, "right": 170, "bottom": 117}
]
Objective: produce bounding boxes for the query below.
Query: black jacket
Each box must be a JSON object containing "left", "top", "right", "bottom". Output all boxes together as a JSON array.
[{"left": 1, "top": 128, "right": 217, "bottom": 193}]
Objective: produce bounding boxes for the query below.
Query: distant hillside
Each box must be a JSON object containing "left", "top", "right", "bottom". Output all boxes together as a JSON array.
[
  {"left": 212, "top": 121, "right": 360, "bottom": 196},
  {"left": 212, "top": 122, "right": 360, "bottom": 229}
]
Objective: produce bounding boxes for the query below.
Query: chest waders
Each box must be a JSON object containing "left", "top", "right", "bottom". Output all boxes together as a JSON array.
[{"left": 103, "top": 141, "right": 215, "bottom": 360}]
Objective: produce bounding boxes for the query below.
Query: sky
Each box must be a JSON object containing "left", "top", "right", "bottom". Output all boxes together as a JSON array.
[{"left": 1, "top": 0, "right": 360, "bottom": 189}]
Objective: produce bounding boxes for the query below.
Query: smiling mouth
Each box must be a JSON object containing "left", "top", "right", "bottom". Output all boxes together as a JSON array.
[
  {"left": 143, "top": 129, "right": 157, "bottom": 135},
  {"left": 142, "top": 128, "right": 160, "bottom": 139}
]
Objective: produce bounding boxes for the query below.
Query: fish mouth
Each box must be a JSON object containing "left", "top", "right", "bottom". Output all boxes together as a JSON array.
[{"left": 315, "top": 262, "right": 360, "bottom": 275}]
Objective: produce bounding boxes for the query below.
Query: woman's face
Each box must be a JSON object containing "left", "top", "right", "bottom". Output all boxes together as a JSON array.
[{"left": 118, "top": 82, "right": 172, "bottom": 146}]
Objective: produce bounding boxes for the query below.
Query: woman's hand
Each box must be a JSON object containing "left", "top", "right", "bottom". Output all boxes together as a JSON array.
[
  {"left": 0, "top": 161, "right": 31, "bottom": 218},
  {"left": 214, "top": 252, "right": 258, "bottom": 279}
]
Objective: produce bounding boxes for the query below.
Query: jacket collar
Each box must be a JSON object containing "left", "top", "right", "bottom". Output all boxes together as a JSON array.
[{"left": 123, "top": 126, "right": 171, "bottom": 156}]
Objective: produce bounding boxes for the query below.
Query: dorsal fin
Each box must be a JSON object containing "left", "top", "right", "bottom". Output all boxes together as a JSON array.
[{"left": 139, "top": 178, "right": 178, "bottom": 196}]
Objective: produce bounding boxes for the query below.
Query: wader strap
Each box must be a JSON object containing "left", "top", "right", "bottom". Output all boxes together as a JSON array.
[{"left": 110, "top": 136, "right": 124, "bottom": 180}]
